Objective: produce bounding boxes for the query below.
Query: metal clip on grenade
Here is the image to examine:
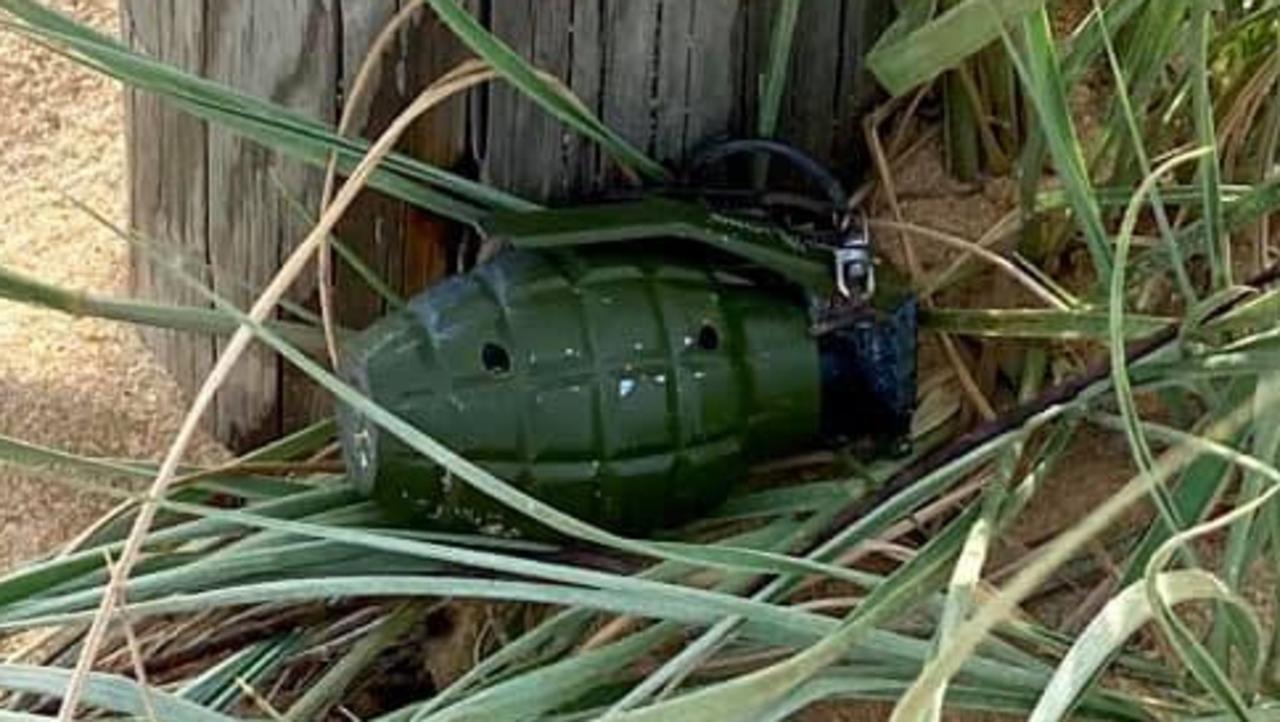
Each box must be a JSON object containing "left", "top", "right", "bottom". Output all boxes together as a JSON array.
[{"left": 833, "top": 213, "right": 874, "bottom": 302}]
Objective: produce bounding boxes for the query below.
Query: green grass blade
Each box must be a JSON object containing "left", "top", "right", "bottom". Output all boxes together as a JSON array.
[
  {"left": 0, "top": 576, "right": 830, "bottom": 646},
  {"left": 0, "top": 664, "right": 237, "bottom": 721},
  {"left": 1215, "top": 372, "right": 1280, "bottom": 664},
  {"left": 1029, "top": 570, "right": 1247, "bottom": 722},
  {"left": 757, "top": 0, "right": 801, "bottom": 137},
  {"left": 422, "top": 626, "right": 675, "bottom": 722},
  {"left": 1146, "top": 524, "right": 1265, "bottom": 717},
  {"left": 922, "top": 494, "right": 1000, "bottom": 721},
  {"left": 1005, "top": 7, "right": 1114, "bottom": 279},
  {"left": 400, "top": 521, "right": 800, "bottom": 721},
  {"left": 921, "top": 307, "right": 1173, "bottom": 340},
  {"left": 1033, "top": 183, "right": 1252, "bottom": 213},
  {"left": 179, "top": 636, "right": 300, "bottom": 711},
  {"left": 0, "top": 264, "right": 329, "bottom": 353},
  {"left": 1189, "top": 0, "right": 1230, "bottom": 289},
  {"left": 285, "top": 603, "right": 433, "bottom": 721},
  {"left": 1091, "top": 0, "right": 1196, "bottom": 302},
  {"left": 867, "top": 0, "right": 1048, "bottom": 96},
  {"left": 1115, "top": 421, "right": 1242, "bottom": 586},
  {"left": 1109, "top": 149, "right": 1214, "bottom": 545},
  {"left": 0, "top": 1, "right": 530, "bottom": 221},
  {"left": 888, "top": 382, "right": 1274, "bottom": 720},
  {"left": 603, "top": 512, "right": 988, "bottom": 722}
]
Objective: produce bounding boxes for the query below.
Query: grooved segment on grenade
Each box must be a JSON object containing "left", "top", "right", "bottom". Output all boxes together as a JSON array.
[{"left": 337, "top": 246, "right": 824, "bottom": 534}]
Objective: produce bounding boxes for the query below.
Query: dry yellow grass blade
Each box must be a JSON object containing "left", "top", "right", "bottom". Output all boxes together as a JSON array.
[
  {"left": 869, "top": 218, "right": 1071, "bottom": 310},
  {"left": 55, "top": 62, "right": 499, "bottom": 721}
]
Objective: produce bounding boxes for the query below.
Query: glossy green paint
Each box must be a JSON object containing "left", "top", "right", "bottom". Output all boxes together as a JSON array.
[{"left": 337, "top": 247, "right": 822, "bottom": 535}]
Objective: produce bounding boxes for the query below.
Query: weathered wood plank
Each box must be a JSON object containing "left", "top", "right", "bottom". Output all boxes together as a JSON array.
[
  {"left": 565, "top": 0, "right": 605, "bottom": 192},
  {"left": 484, "top": 0, "right": 553, "bottom": 200},
  {"left": 121, "top": 0, "right": 212, "bottom": 412},
  {"left": 601, "top": 0, "right": 661, "bottom": 185},
  {"left": 834, "top": 0, "right": 896, "bottom": 166},
  {"left": 483, "top": 0, "right": 607, "bottom": 199},
  {"left": 780, "top": 0, "right": 844, "bottom": 160},
  {"left": 401, "top": 2, "right": 474, "bottom": 293},
  {"left": 204, "top": 0, "right": 338, "bottom": 448},
  {"left": 333, "top": 0, "right": 407, "bottom": 331},
  {"left": 653, "top": 0, "right": 692, "bottom": 162},
  {"left": 740, "top": 0, "right": 775, "bottom": 136},
  {"left": 684, "top": 0, "right": 743, "bottom": 152}
]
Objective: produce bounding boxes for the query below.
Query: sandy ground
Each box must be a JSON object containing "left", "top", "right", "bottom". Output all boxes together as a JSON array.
[{"left": 0, "top": 0, "right": 223, "bottom": 570}]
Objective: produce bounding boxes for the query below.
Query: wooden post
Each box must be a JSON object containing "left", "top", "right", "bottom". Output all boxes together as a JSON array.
[{"left": 121, "top": 0, "right": 890, "bottom": 451}]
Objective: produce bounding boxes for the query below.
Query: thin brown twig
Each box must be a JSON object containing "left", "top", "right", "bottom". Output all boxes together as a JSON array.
[
  {"left": 1061, "top": 541, "right": 1122, "bottom": 633},
  {"left": 236, "top": 677, "right": 287, "bottom": 721},
  {"left": 887, "top": 86, "right": 934, "bottom": 159},
  {"left": 834, "top": 475, "right": 987, "bottom": 569},
  {"left": 101, "top": 551, "right": 157, "bottom": 722},
  {"left": 848, "top": 87, "right": 936, "bottom": 211},
  {"left": 871, "top": 218, "right": 1070, "bottom": 310},
  {"left": 918, "top": 209, "right": 1021, "bottom": 297},
  {"left": 55, "top": 62, "right": 499, "bottom": 721},
  {"left": 578, "top": 616, "right": 645, "bottom": 654},
  {"left": 306, "top": 441, "right": 342, "bottom": 463},
  {"left": 1219, "top": 52, "right": 1279, "bottom": 175},
  {"left": 792, "top": 597, "right": 862, "bottom": 613}
]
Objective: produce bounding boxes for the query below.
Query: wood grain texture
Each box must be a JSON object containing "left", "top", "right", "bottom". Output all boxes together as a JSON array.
[
  {"left": 203, "top": 0, "right": 337, "bottom": 448},
  {"left": 401, "top": 1, "right": 472, "bottom": 295},
  {"left": 121, "top": 0, "right": 212, "bottom": 410},
  {"left": 600, "top": 0, "right": 660, "bottom": 182},
  {"left": 123, "top": 0, "right": 887, "bottom": 450},
  {"left": 743, "top": 0, "right": 887, "bottom": 170},
  {"left": 333, "top": 0, "right": 405, "bottom": 331}
]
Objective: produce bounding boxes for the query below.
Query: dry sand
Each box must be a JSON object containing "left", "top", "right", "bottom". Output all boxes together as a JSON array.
[{"left": 0, "top": 0, "right": 224, "bottom": 570}]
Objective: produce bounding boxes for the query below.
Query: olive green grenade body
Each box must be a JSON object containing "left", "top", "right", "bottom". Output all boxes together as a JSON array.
[{"left": 337, "top": 246, "right": 826, "bottom": 535}]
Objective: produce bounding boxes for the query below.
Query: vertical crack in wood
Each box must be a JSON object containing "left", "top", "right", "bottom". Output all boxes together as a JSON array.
[
  {"left": 562, "top": 0, "right": 577, "bottom": 196},
  {"left": 200, "top": 0, "right": 218, "bottom": 433},
  {"left": 471, "top": 0, "right": 490, "bottom": 165},
  {"left": 646, "top": 0, "right": 663, "bottom": 157},
  {"left": 593, "top": 0, "right": 607, "bottom": 188},
  {"left": 680, "top": 1, "right": 695, "bottom": 157},
  {"left": 738, "top": 0, "right": 750, "bottom": 133},
  {"left": 334, "top": 0, "right": 346, "bottom": 113},
  {"left": 832, "top": 0, "right": 850, "bottom": 161},
  {"left": 389, "top": 0, "right": 407, "bottom": 316}
]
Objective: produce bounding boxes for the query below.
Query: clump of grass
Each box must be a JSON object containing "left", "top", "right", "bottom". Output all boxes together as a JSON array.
[{"left": 1, "top": 1, "right": 1280, "bottom": 720}]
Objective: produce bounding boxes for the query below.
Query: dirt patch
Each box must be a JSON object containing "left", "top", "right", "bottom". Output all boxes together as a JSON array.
[{"left": 0, "top": 0, "right": 224, "bottom": 571}]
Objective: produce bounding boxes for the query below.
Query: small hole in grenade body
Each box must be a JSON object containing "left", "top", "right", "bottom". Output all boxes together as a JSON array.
[
  {"left": 481, "top": 343, "right": 511, "bottom": 374},
  {"left": 696, "top": 324, "right": 719, "bottom": 351}
]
